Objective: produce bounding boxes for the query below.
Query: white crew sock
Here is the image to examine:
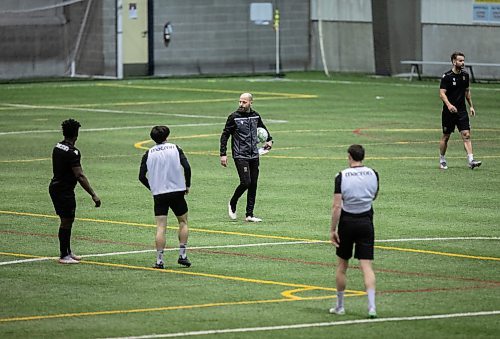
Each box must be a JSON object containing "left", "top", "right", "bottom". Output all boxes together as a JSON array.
[
  {"left": 179, "top": 243, "right": 187, "bottom": 259},
  {"left": 336, "top": 291, "right": 345, "bottom": 309},
  {"left": 156, "top": 250, "right": 164, "bottom": 264},
  {"left": 367, "top": 288, "right": 376, "bottom": 311}
]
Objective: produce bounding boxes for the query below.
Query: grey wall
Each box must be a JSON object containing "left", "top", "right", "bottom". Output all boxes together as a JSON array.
[
  {"left": 152, "top": 0, "right": 310, "bottom": 76},
  {"left": 417, "top": 0, "right": 500, "bottom": 79},
  {"left": 384, "top": 0, "right": 421, "bottom": 74},
  {"left": 420, "top": 24, "right": 500, "bottom": 79},
  {"left": 311, "top": 0, "right": 500, "bottom": 80},
  {"left": 310, "top": 21, "right": 374, "bottom": 73},
  {"left": 309, "top": 0, "right": 374, "bottom": 73}
]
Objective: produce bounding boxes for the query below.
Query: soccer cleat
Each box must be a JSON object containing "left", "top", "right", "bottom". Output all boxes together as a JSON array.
[
  {"left": 228, "top": 202, "right": 237, "bottom": 220},
  {"left": 177, "top": 256, "right": 191, "bottom": 267},
  {"left": 153, "top": 262, "right": 164, "bottom": 269},
  {"left": 58, "top": 256, "right": 80, "bottom": 264},
  {"left": 439, "top": 161, "right": 448, "bottom": 170},
  {"left": 245, "top": 216, "right": 262, "bottom": 222},
  {"left": 69, "top": 253, "right": 82, "bottom": 261},
  {"left": 468, "top": 160, "right": 482, "bottom": 169},
  {"left": 329, "top": 307, "right": 345, "bottom": 315},
  {"left": 368, "top": 309, "right": 377, "bottom": 319}
]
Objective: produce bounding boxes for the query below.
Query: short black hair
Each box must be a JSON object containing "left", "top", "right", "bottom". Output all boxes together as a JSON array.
[
  {"left": 451, "top": 51, "right": 465, "bottom": 62},
  {"left": 348, "top": 144, "right": 365, "bottom": 161},
  {"left": 61, "top": 119, "right": 81, "bottom": 138},
  {"left": 150, "top": 125, "right": 170, "bottom": 144}
]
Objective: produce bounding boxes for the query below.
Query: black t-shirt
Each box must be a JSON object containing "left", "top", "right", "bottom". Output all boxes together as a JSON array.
[
  {"left": 440, "top": 69, "right": 469, "bottom": 114},
  {"left": 49, "top": 140, "right": 81, "bottom": 191}
]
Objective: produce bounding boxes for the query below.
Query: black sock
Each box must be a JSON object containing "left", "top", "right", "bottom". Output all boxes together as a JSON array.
[{"left": 58, "top": 228, "right": 71, "bottom": 258}]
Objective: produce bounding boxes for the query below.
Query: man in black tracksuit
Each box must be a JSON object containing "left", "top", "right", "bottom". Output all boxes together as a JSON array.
[{"left": 220, "top": 93, "right": 273, "bottom": 222}]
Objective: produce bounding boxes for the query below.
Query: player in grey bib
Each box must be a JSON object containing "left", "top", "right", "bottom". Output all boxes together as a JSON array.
[{"left": 329, "top": 144, "right": 379, "bottom": 318}]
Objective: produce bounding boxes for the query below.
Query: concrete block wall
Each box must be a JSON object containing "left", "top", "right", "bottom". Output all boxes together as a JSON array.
[
  {"left": 310, "top": 21, "right": 375, "bottom": 73},
  {"left": 417, "top": 0, "right": 500, "bottom": 79},
  {"left": 421, "top": 24, "right": 500, "bottom": 79},
  {"left": 152, "top": 0, "right": 310, "bottom": 76},
  {"left": 309, "top": 0, "right": 374, "bottom": 73}
]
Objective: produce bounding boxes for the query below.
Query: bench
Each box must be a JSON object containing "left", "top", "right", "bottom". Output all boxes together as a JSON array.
[{"left": 400, "top": 60, "right": 500, "bottom": 83}]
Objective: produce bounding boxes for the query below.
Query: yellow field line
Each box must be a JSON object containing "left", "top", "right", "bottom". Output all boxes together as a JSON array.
[
  {"left": 0, "top": 299, "right": 293, "bottom": 323},
  {"left": 1, "top": 210, "right": 499, "bottom": 261},
  {"left": 0, "top": 210, "right": 322, "bottom": 242},
  {"left": 0, "top": 251, "right": 363, "bottom": 296},
  {"left": 0, "top": 252, "right": 51, "bottom": 259},
  {"left": 375, "top": 245, "right": 500, "bottom": 261},
  {"left": 279, "top": 287, "right": 365, "bottom": 300},
  {"left": 0, "top": 253, "right": 364, "bottom": 323},
  {"left": 0, "top": 294, "right": 352, "bottom": 324},
  {"left": 68, "top": 98, "right": 237, "bottom": 107},
  {"left": 95, "top": 83, "right": 317, "bottom": 99}
]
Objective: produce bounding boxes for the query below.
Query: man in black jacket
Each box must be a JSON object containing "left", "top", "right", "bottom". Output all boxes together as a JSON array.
[{"left": 220, "top": 93, "right": 273, "bottom": 222}]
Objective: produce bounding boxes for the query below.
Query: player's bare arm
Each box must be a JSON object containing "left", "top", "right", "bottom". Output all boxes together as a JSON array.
[
  {"left": 72, "top": 166, "right": 101, "bottom": 207},
  {"left": 465, "top": 88, "right": 475, "bottom": 116},
  {"left": 330, "top": 193, "right": 342, "bottom": 247},
  {"left": 439, "top": 88, "right": 457, "bottom": 113}
]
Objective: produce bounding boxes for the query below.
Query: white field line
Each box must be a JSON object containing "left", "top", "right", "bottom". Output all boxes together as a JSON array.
[
  {"left": 2, "top": 103, "right": 226, "bottom": 119},
  {"left": 0, "top": 257, "right": 56, "bottom": 265},
  {"left": 247, "top": 78, "right": 500, "bottom": 92},
  {"left": 2, "top": 237, "right": 498, "bottom": 266},
  {"left": 376, "top": 236, "right": 500, "bottom": 242},
  {"left": 0, "top": 241, "right": 321, "bottom": 266},
  {"left": 3, "top": 77, "right": 498, "bottom": 92},
  {"left": 0, "top": 123, "right": 222, "bottom": 136},
  {"left": 100, "top": 310, "right": 500, "bottom": 339},
  {"left": 1, "top": 103, "right": 288, "bottom": 124}
]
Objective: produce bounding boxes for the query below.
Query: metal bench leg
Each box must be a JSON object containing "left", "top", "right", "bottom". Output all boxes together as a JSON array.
[
  {"left": 467, "top": 66, "right": 476, "bottom": 83},
  {"left": 410, "top": 65, "right": 415, "bottom": 81},
  {"left": 409, "top": 64, "right": 422, "bottom": 81}
]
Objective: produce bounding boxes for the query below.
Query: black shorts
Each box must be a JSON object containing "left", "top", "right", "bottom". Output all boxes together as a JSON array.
[
  {"left": 442, "top": 111, "right": 470, "bottom": 134},
  {"left": 153, "top": 191, "right": 188, "bottom": 217},
  {"left": 49, "top": 187, "right": 76, "bottom": 219},
  {"left": 336, "top": 210, "right": 374, "bottom": 260}
]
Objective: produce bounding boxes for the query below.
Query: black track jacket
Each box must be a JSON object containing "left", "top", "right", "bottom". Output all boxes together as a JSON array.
[{"left": 220, "top": 109, "right": 272, "bottom": 160}]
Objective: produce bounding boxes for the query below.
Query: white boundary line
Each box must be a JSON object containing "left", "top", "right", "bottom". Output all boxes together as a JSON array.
[
  {"left": 2, "top": 103, "right": 227, "bottom": 119},
  {"left": 0, "top": 241, "right": 320, "bottom": 266},
  {"left": 0, "top": 257, "right": 55, "bottom": 265},
  {"left": 248, "top": 78, "right": 500, "bottom": 92},
  {"left": 2, "top": 237, "right": 499, "bottom": 266},
  {"left": 1, "top": 103, "right": 288, "bottom": 124},
  {"left": 101, "top": 310, "right": 500, "bottom": 338},
  {"left": 0, "top": 123, "right": 222, "bottom": 136},
  {"left": 376, "top": 236, "right": 500, "bottom": 242}
]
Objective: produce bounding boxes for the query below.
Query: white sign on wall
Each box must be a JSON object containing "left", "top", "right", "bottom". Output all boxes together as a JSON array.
[{"left": 250, "top": 3, "right": 273, "bottom": 25}]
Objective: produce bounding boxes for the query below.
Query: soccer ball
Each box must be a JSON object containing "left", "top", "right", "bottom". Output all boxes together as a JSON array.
[{"left": 256, "top": 127, "right": 268, "bottom": 143}]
